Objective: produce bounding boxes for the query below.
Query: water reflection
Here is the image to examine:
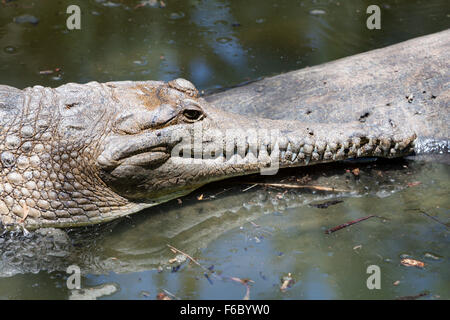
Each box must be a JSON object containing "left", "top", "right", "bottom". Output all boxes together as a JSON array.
[{"left": 1, "top": 159, "right": 448, "bottom": 299}]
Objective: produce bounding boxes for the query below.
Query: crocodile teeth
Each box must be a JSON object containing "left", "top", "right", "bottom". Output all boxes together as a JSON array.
[
  {"left": 303, "top": 144, "right": 313, "bottom": 155},
  {"left": 278, "top": 136, "right": 288, "bottom": 150},
  {"left": 312, "top": 152, "right": 320, "bottom": 161},
  {"left": 286, "top": 142, "right": 292, "bottom": 153},
  {"left": 304, "top": 156, "right": 311, "bottom": 165},
  {"left": 291, "top": 152, "right": 297, "bottom": 162}
]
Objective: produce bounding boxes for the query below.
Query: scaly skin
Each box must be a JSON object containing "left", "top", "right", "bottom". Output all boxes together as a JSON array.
[{"left": 0, "top": 79, "right": 416, "bottom": 230}]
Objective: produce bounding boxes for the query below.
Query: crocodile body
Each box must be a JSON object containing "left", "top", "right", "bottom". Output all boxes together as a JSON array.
[{"left": 0, "top": 31, "right": 448, "bottom": 230}]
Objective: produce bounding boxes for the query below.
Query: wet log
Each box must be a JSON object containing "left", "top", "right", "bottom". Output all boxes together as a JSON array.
[{"left": 206, "top": 30, "right": 449, "bottom": 155}]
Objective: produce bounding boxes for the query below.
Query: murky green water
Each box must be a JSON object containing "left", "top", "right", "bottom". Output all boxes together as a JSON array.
[{"left": 0, "top": 0, "right": 449, "bottom": 299}]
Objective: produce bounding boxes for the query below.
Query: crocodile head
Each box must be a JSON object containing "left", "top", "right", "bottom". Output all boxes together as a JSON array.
[
  {"left": 0, "top": 79, "right": 416, "bottom": 229},
  {"left": 95, "top": 78, "right": 283, "bottom": 204},
  {"left": 95, "top": 79, "right": 416, "bottom": 211}
]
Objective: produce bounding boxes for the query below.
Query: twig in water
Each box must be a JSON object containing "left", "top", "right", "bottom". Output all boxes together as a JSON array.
[
  {"left": 167, "top": 244, "right": 222, "bottom": 280},
  {"left": 325, "top": 215, "right": 376, "bottom": 234},
  {"left": 228, "top": 277, "right": 253, "bottom": 300},
  {"left": 240, "top": 182, "right": 350, "bottom": 192},
  {"left": 167, "top": 244, "right": 206, "bottom": 271},
  {"left": 167, "top": 244, "right": 254, "bottom": 299},
  {"left": 162, "top": 288, "right": 180, "bottom": 300},
  {"left": 396, "top": 291, "right": 429, "bottom": 300},
  {"left": 310, "top": 200, "right": 343, "bottom": 209},
  {"left": 420, "top": 210, "right": 449, "bottom": 230},
  {"left": 242, "top": 184, "right": 257, "bottom": 192},
  {"left": 405, "top": 208, "right": 449, "bottom": 230}
]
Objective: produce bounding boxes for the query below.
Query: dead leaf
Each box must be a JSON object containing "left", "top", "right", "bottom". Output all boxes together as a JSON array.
[
  {"left": 197, "top": 194, "right": 204, "bottom": 201},
  {"left": 156, "top": 292, "right": 171, "bottom": 300},
  {"left": 280, "top": 273, "right": 294, "bottom": 292},
  {"left": 351, "top": 168, "right": 360, "bottom": 176},
  {"left": 401, "top": 258, "right": 425, "bottom": 268},
  {"left": 407, "top": 181, "right": 421, "bottom": 187}
]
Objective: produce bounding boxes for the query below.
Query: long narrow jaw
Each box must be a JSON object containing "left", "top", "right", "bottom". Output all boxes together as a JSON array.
[
  {"left": 101, "top": 105, "right": 416, "bottom": 204},
  {"left": 166, "top": 105, "right": 417, "bottom": 180},
  {"left": 96, "top": 79, "right": 416, "bottom": 207}
]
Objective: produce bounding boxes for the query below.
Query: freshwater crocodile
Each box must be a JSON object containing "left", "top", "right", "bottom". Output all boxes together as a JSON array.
[
  {"left": 1, "top": 30, "right": 448, "bottom": 231},
  {"left": 0, "top": 78, "right": 416, "bottom": 230}
]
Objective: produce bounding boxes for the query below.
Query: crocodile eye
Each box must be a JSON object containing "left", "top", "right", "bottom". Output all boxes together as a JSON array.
[{"left": 183, "top": 108, "right": 204, "bottom": 122}]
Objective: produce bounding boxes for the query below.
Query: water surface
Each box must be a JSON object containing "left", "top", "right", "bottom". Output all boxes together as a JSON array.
[{"left": 0, "top": 0, "right": 449, "bottom": 299}]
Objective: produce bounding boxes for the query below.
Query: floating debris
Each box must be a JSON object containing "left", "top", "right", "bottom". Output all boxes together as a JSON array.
[
  {"left": 204, "top": 273, "right": 213, "bottom": 285},
  {"left": 241, "top": 182, "right": 349, "bottom": 192},
  {"left": 309, "top": 9, "right": 326, "bottom": 15},
  {"left": 3, "top": 46, "right": 17, "bottom": 54},
  {"left": 280, "top": 273, "right": 295, "bottom": 292},
  {"left": 168, "top": 254, "right": 187, "bottom": 264},
  {"left": 396, "top": 291, "right": 429, "bottom": 300},
  {"left": 14, "top": 15, "right": 39, "bottom": 25},
  {"left": 420, "top": 210, "right": 449, "bottom": 229},
  {"left": 242, "top": 184, "right": 257, "bottom": 192},
  {"left": 39, "top": 70, "right": 54, "bottom": 75},
  {"left": 310, "top": 200, "right": 343, "bottom": 209},
  {"left": 228, "top": 277, "right": 253, "bottom": 300},
  {"left": 325, "top": 215, "right": 376, "bottom": 234},
  {"left": 171, "top": 265, "right": 181, "bottom": 273},
  {"left": 401, "top": 258, "right": 425, "bottom": 268},
  {"left": 424, "top": 252, "right": 442, "bottom": 260},
  {"left": 156, "top": 292, "right": 172, "bottom": 300},
  {"left": 135, "top": 0, "right": 158, "bottom": 8}
]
